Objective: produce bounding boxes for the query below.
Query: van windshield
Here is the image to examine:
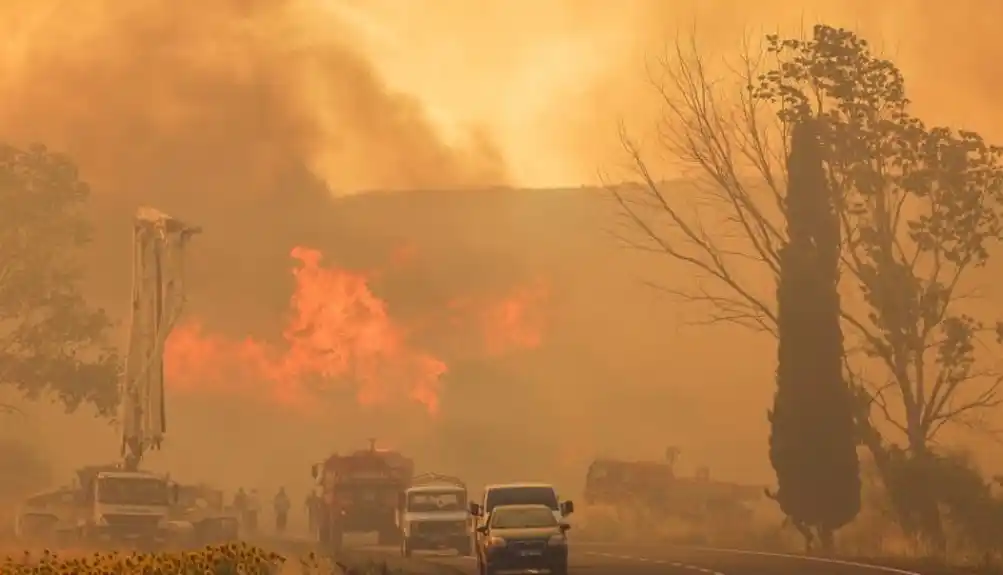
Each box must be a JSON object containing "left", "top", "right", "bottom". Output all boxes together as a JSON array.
[
  {"left": 407, "top": 490, "right": 466, "bottom": 512},
  {"left": 485, "top": 487, "right": 558, "bottom": 513}
]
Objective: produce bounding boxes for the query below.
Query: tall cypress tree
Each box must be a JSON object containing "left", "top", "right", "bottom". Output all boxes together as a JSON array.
[{"left": 768, "top": 119, "right": 860, "bottom": 552}]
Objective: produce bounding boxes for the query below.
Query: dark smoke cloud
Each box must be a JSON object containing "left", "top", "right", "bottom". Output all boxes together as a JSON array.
[
  {"left": 5, "top": 0, "right": 1003, "bottom": 499},
  {"left": 0, "top": 0, "right": 508, "bottom": 201}
]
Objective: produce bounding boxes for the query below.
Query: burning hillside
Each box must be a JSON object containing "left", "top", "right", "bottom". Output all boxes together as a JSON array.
[{"left": 164, "top": 245, "right": 547, "bottom": 414}]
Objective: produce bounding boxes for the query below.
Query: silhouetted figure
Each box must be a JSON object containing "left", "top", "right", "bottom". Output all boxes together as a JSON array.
[
  {"left": 274, "top": 487, "right": 291, "bottom": 534},
  {"left": 306, "top": 491, "right": 321, "bottom": 536},
  {"left": 246, "top": 489, "right": 261, "bottom": 535},
  {"left": 233, "top": 488, "right": 248, "bottom": 517}
]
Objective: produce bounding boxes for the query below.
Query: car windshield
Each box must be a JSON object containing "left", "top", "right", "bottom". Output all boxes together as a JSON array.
[
  {"left": 490, "top": 507, "right": 558, "bottom": 529},
  {"left": 485, "top": 487, "right": 558, "bottom": 512},
  {"left": 97, "top": 477, "right": 169, "bottom": 506},
  {"left": 408, "top": 490, "right": 466, "bottom": 512}
]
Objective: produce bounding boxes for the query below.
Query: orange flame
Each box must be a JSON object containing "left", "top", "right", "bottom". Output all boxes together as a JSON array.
[
  {"left": 166, "top": 246, "right": 446, "bottom": 413},
  {"left": 165, "top": 246, "right": 548, "bottom": 413},
  {"left": 449, "top": 279, "right": 548, "bottom": 356}
]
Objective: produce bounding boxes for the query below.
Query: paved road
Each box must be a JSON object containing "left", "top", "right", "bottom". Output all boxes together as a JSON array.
[{"left": 360, "top": 543, "right": 927, "bottom": 575}]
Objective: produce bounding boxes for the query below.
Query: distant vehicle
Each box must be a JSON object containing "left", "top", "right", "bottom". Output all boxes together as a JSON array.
[
  {"left": 168, "top": 483, "right": 239, "bottom": 546},
  {"left": 312, "top": 440, "right": 414, "bottom": 552},
  {"left": 475, "top": 504, "right": 569, "bottom": 575},
  {"left": 585, "top": 458, "right": 762, "bottom": 522},
  {"left": 584, "top": 458, "right": 675, "bottom": 507},
  {"left": 73, "top": 464, "right": 177, "bottom": 549},
  {"left": 13, "top": 487, "right": 78, "bottom": 544},
  {"left": 468, "top": 483, "right": 573, "bottom": 547},
  {"left": 399, "top": 473, "right": 472, "bottom": 557}
]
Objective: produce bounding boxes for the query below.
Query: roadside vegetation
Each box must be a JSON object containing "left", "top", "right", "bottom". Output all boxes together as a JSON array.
[
  {"left": 611, "top": 22, "right": 1003, "bottom": 568},
  {"left": 2, "top": 13, "right": 1002, "bottom": 575},
  {"left": 0, "top": 543, "right": 444, "bottom": 575}
]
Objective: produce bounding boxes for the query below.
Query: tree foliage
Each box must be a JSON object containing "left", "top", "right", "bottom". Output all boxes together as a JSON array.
[
  {"left": 752, "top": 25, "right": 1003, "bottom": 454},
  {"left": 0, "top": 143, "right": 119, "bottom": 415},
  {"left": 769, "top": 120, "right": 860, "bottom": 551},
  {"left": 612, "top": 24, "right": 1003, "bottom": 550},
  {"left": 615, "top": 23, "right": 1003, "bottom": 461}
]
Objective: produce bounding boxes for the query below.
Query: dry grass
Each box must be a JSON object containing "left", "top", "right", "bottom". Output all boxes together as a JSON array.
[
  {"left": 0, "top": 542, "right": 418, "bottom": 574},
  {"left": 574, "top": 501, "right": 1003, "bottom": 571},
  {"left": 574, "top": 502, "right": 795, "bottom": 550},
  {"left": 573, "top": 502, "right": 925, "bottom": 557}
]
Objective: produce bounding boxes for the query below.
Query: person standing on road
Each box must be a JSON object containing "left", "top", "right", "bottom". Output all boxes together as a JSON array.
[
  {"left": 246, "top": 489, "right": 261, "bottom": 535},
  {"left": 306, "top": 490, "right": 320, "bottom": 536},
  {"left": 233, "top": 488, "right": 248, "bottom": 530},
  {"left": 274, "top": 487, "right": 291, "bottom": 534}
]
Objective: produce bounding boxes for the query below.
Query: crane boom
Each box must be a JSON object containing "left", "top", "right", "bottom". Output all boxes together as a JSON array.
[{"left": 120, "top": 208, "right": 201, "bottom": 470}]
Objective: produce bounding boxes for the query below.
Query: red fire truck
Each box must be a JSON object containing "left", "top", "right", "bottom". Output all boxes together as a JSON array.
[{"left": 311, "top": 440, "right": 414, "bottom": 552}]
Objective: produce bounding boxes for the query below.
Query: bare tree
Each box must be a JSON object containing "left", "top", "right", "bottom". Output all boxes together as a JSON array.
[
  {"left": 612, "top": 25, "right": 1003, "bottom": 545},
  {"left": 614, "top": 24, "right": 1003, "bottom": 456}
]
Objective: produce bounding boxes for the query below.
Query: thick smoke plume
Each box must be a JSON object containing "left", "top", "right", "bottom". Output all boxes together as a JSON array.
[
  {"left": 4, "top": 0, "right": 1003, "bottom": 504},
  {"left": 0, "top": 0, "right": 508, "bottom": 197}
]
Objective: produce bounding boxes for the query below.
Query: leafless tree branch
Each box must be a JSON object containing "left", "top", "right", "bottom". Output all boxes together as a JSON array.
[{"left": 610, "top": 29, "right": 1003, "bottom": 457}]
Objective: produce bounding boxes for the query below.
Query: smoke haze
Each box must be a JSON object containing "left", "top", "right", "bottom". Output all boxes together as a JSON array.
[{"left": 1, "top": 0, "right": 1002, "bottom": 508}]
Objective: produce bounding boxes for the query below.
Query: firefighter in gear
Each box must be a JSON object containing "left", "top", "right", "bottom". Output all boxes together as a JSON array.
[
  {"left": 246, "top": 489, "right": 261, "bottom": 535},
  {"left": 233, "top": 488, "right": 248, "bottom": 529},
  {"left": 274, "top": 487, "right": 291, "bottom": 534},
  {"left": 305, "top": 490, "right": 321, "bottom": 536}
]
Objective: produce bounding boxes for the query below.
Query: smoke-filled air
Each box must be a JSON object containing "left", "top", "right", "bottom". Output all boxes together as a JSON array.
[{"left": 3, "top": 0, "right": 1003, "bottom": 566}]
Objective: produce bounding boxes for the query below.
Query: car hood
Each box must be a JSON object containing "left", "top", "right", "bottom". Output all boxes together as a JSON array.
[
  {"left": 405, "top": 511, "right": 468, "bottom": 522},
  {"left": 492, "top": 526, "right": 561, "bottom": 540}
]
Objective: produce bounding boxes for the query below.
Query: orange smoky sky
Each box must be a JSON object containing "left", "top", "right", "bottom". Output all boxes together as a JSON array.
[
  {"left": 3, "top": 0, "right": 1003, "bottom": 488},
  {"left": 4, "top": 0, "right": 1002, "bottom": 195}
]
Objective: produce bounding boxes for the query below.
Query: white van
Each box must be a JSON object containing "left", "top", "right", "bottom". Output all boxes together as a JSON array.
[{"left": 468, "top": 483, "right": 574, "bottom": 540}]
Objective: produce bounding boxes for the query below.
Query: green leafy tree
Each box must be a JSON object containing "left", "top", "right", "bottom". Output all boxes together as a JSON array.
[
  {"left": 769, "top": 120, "right": 860, "bottom": 552},
  {"left": 613, "top": 25, "right": 1003, "bottom": 550},
  {"left": 0, "top": 143, "right": 120, "bottom": 415}
]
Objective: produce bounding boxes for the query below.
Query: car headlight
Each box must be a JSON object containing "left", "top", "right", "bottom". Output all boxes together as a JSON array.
[
  {"left": 548, "top": 535, "right": 567, "bottom": 546},
  {"left": 485, "top": 536, "right": 507, "bottom": 548}
]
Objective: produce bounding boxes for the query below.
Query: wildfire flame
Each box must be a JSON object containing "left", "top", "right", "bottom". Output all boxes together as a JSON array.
[
  {"left": 449, "top": 280, "right": 548, "bottom": 356},
  {"left": 165, "top": 246, "right": 546, "bottom": 413}
]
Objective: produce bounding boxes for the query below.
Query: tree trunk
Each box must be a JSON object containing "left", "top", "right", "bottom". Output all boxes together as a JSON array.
[{"left": 819, "top": 526, "right": 835, "bottom": 555}]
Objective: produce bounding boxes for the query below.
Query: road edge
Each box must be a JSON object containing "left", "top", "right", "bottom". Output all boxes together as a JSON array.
[
  {"left": 579, "top": 542, "right": 922, "bottom": 574},
  {"left": 342, "top": 548, "right": 471, "bottom": 575}
]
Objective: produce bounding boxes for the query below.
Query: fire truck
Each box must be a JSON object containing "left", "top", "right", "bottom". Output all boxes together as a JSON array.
[
  {"left": 584, "top": 458, "right": 762, "bottom": 522},
  {"left": 311, "top": 440, "right": 414, "bottom": 552}
]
